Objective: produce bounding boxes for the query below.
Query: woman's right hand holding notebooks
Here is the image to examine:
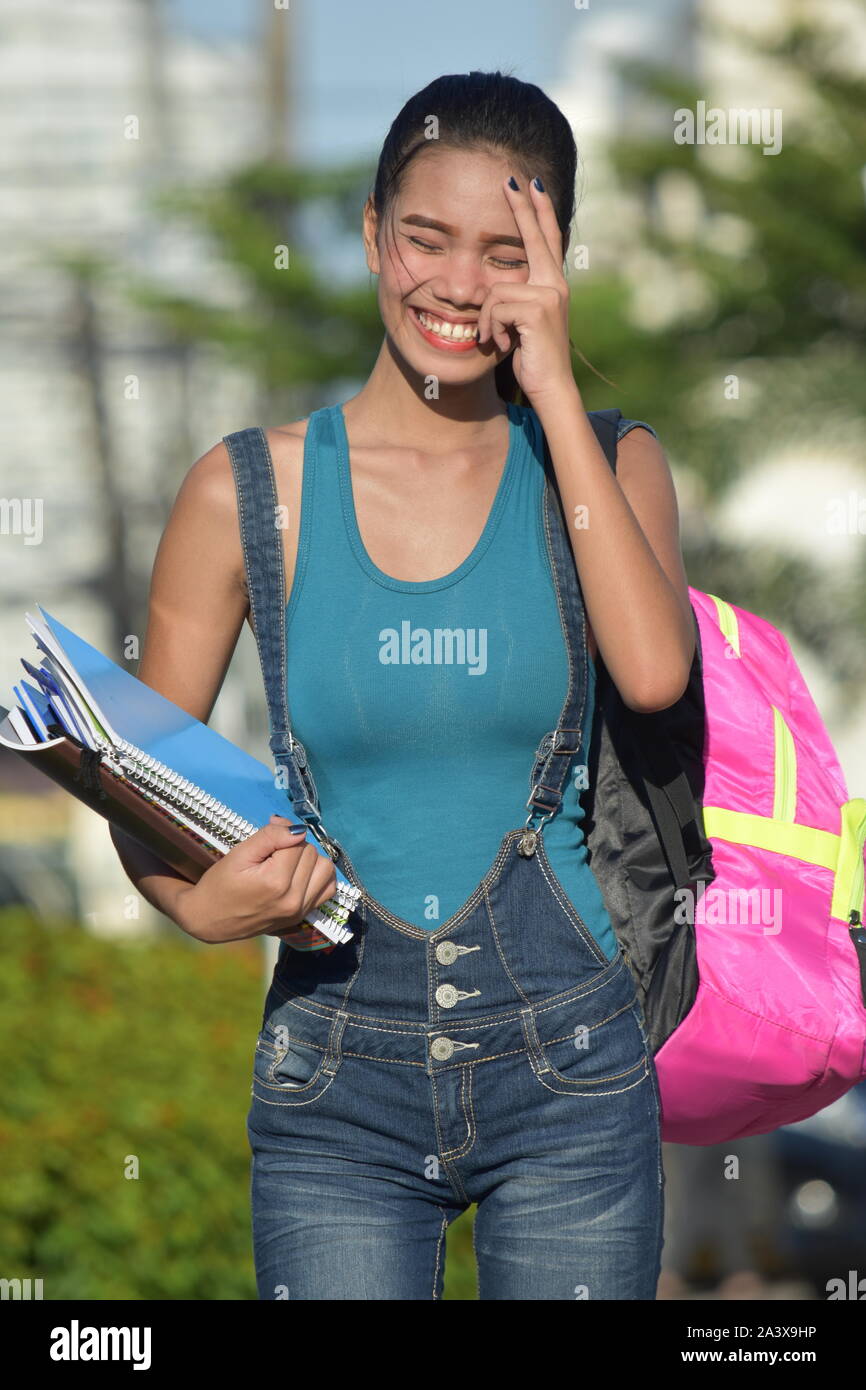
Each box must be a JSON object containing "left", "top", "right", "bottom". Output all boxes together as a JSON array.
[{"left": 176, "top": 815, "right": 339, "bottom": 945}]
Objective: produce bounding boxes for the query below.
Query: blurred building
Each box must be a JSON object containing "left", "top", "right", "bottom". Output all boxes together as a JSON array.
[{"left": 0, "top": 0, "right": 284, "bottom": 934}]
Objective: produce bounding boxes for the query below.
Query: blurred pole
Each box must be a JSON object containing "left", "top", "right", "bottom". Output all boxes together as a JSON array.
[{"left": 263, "top": 0, "right": 294, "bottom": 163}]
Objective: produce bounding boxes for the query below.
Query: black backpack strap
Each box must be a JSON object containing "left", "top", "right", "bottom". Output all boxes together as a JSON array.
[{"left": 542, "top": 409, "right": 704, "bottom": 890}]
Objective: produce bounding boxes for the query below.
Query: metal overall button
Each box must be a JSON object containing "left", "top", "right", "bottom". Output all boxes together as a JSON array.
[
  {"left": 431, "top": 1037, "right": 455, "bottom": 1061},
  {"left": 435, "top": 984, "right": 482, "bottom": 1009},
  {"left": 434, "top": 941, "right": 482, "bottom": 965}
]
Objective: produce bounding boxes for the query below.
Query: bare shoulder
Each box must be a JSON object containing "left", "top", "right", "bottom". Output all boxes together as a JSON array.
[
  {"left": 264, "top": 417, "right": 313, "bottom": 600},
  {"left": 613, "top": 426, "right": 692, "bottom": 623},
  {"left": 614, "top": 428, "right": 680, "bottom": 521},
  {"left": 265, "top": 416, "right": 311, "bottom": 486},
  {"left": 264, "top": 416, "right": 312, "bottom": 512},
  {"left": 269, "top": 417, "right": 311, "bottom": 445},
  {"left": 615, "top": 423, "right": 666, "bottom": 466},
  {"left": 170, "top": 438, "right": 249, "bottom": 596}
]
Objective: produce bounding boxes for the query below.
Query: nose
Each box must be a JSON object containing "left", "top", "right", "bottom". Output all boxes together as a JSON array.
[{"left": 430, "top": 251, "right": 486, "bottom": 314}]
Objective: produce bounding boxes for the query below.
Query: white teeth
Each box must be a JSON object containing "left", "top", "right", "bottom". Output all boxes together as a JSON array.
[{"left": 417, "top": 310, "right": 478, "bottom": 341}]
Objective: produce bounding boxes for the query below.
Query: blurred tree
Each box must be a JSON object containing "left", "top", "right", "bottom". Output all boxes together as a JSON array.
[
  {"left": 576, "top": 7, "right": 866, "bottom": 695},
  {"left": 125, "top": 160, "right": 382, "bottom": 426}
]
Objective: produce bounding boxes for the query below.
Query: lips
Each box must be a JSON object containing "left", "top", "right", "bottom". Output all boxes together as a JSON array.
[{"left": 408, "top": 305, "right": 480, "bottom": 352}]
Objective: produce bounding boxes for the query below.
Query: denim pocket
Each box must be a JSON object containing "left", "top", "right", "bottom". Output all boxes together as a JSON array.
[
  {"left": 521, "top": 992, "right": 649, "bottom": 1097},
  {"left": 251, "top": 1004, "right": 346, "bottom": 1107},
  {"left": 257, "top": 1034, "right": 324, "bottom": 1087}
]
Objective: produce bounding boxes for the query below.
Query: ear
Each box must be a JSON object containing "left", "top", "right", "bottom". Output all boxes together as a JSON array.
[{"left": 363, "top": 196, "right": 380, "bottom": 275}]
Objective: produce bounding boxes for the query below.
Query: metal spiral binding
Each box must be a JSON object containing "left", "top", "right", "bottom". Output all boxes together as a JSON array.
[
  {"left": 107, "top": 734, "right": 255, "bottom": 847},
  {"left": 97, "top": 732, "right": 361, "bottom": 939}
]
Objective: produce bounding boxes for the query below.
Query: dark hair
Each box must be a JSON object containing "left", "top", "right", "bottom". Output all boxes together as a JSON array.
[{"left": 369, "top": 70, "right": 613, "bottom": 401}]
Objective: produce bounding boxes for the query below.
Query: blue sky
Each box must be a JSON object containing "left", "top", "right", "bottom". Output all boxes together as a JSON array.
[
  {"left": 165, "top": 1, "right": 679, "bottom": 278},
  {"left": 167, "top": 0, "right": 664, "bottom": 161}
]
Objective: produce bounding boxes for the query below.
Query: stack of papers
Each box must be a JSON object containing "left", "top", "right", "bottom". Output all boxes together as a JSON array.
[{"left": 0, "top": 606, "right": 359, "bottom": 946}]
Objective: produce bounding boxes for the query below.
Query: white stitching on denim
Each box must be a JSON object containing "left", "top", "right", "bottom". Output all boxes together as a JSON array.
[
  {"left": 269, "top": 929, "right": 368, "bottom": 1021},
  {"left": 268, "top": 951, "right": 629, "bottom": 1036},
  {"left": 429, "top": 1071, "right": 471, "bottom": 1205},
  {"left": 432, "top": 1212, "right": 449, "bottom": 1300},
  {"left": 542, "top": 480, "right": 575, "bottom": 748},
  {"left": 256, "top": 427, "right": 289, "bottom": 726},
  {"left": 269, "top": 968, "right": 626, "bottom": 1037},
  {"left": 538, "top": 475, "right": 588, "bottom": 807},
  {"left": 440, "top": 1065, "right": 476, "bottom": 1161},
  {"left": 269, "top": 985, "right": 446, "bottom": 1033},
  {"left": 226, "top": 432, "right": 260, "bottom": 651},
  {"left": 439, "top": 1071, "right": 475, "bottom": 1162},
  {"left": 533, "top": 989, "right": 634, "bottom": 1027},
  {"left": 521, "top": 1007, "right": 650, "bottom": 1093},
  {"left": 442, "top": 1043, "right": 519, "bottom": 1064},
  {"left": 539, "top": 1051, "right": 647, "bottom": 1087},
  {"left": 540, "top": 1008, "right": 637, "bottom": 1050},
  {"left": 533, "top": 833, "right": 610, "bottom": 966},
  {"left": 258, "top": 1062, "right": 324, "bottom": 1094},
  {"left": 529, "top": 1064, "right": 649, "bottom": 1098},
  {"left": 341, "top": 1051, "right": 426, "bottom": 1066},
  {"left": 338, "top": 1031, "right": 642, "bottom": 1072},
  {"left": 342, "top": 830, "right": 521, "bottom": 937},
  {"left": 260, "top": 1028, "right": 325, "bottom": 1053},
  {"left": 616, "top": 419, "right": 657, "bottom": 442},
  {"left": 481, "top": 885, "right": 532, "bottom": 1004},
  {"left": 250, "top": 1080, "right": 336, "bottom": 1107},
  {"left": 255, "top": 1009, "right": 347, "bottom": 1096},
  {"left": 430, "top": 961, "right": 628, "bottom": 1035},
  {"left": 253, "top": 1031, "right": 348, "bottom": 1103},
  {"left": 526, "top": 961, "right": 627, "bottom": 1012}
]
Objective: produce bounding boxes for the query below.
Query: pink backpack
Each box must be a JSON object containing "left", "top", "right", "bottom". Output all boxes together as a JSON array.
[{"left": 577, "top": 412, "right": 866, "bottom": 1145}]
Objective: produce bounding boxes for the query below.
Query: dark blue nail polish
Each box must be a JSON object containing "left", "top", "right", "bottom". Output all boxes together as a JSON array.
[
  {"left": 274, "top": 815, "right": 307, "bottom": 833},
  {"left": 508, "top": 175, "right": 519, "bottom": 190},
  {"left": 533, "top": 175, "right": 544, "bottom": 192}
]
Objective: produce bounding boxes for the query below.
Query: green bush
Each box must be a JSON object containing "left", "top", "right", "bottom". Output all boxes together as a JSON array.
[{"left": 0, "top": 908, "right": 478, "bottom": 1299}]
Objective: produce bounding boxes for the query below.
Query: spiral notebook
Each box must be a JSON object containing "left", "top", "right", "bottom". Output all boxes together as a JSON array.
[{"left": 0, "top": 606, "right": 359, "bottom": 946}]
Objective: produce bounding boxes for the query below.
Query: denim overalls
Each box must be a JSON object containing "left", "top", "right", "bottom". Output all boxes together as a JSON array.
[{"left": 225, "top": 411, "right": 665, "bottom": 1301}]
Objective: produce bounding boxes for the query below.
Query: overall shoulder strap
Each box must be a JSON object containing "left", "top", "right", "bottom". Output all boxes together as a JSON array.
[{"left": 222, "top": 425, "right": 334, "bottom": 848}]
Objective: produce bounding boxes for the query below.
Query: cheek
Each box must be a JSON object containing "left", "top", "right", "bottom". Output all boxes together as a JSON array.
[{"left": 378, "top": 242, "right": 429, "bottom": 309}]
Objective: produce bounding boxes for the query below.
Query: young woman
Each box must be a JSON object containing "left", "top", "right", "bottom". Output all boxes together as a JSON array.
[{"left": 112, "top": 71, "right": 695, "bottom": 1301}]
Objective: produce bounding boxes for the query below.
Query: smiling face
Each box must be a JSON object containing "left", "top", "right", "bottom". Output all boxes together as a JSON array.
[{"left": 363, "top": 145, "right": 534, "bottom": 385}]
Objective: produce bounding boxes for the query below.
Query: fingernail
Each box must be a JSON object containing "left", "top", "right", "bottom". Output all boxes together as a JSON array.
[
  {"left": 273, "top": 815, "right": 306, "bottom": 834},
  {"left": 508, "top": 175, "right": 519, "bottom": 190},
  {"left": 533, "top": 175, "right": 544, "bottom": 192}
]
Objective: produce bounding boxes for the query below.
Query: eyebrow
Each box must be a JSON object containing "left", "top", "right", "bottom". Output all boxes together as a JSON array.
[{"left": 400, "top": 213, "right": 525, "bottom": 249}]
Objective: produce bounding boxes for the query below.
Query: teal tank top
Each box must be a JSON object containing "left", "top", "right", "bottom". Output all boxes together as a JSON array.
[{"left": 285, "top": 400, "right": 653, "bottom": 961}]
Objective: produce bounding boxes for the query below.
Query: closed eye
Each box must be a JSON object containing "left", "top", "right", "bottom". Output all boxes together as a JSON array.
[{"left": 405, "top": 235, "right": 527, "bottom": 271}]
